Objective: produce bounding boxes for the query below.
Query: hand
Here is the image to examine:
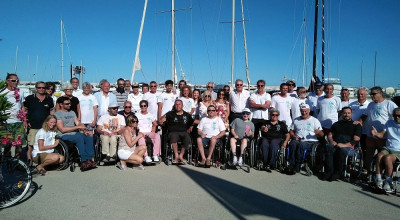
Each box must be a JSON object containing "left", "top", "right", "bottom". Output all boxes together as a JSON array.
[
  {"left": 137, "top": 132, "right": 144, "bottom": 139},
  {"left": 262, "top": 126, "right": 268, "bottom": 133},
  {"left": 91, "top": 121, "right": 96, "bottom": 127},
  {"left": 314, "top": 127, "right": 321, "bottom": 134},
  {"left": 234, "top": 135, "right": 239, "bottom": 139},
  {"left": 353, "top": 121, "right": 362, "bottom": 125},
  {"left": 371, "top": 126, "right": 377, "bottom": 137},
  {"left": 201, "top": 134, "right": 206, "bottom": 138},
  {"left": 282, "top": 142, "right": 287, "bottom": 148},
  {"left": 53, "top": 139, "right": 60, "bottom": 147},
  {"left": 78, "top": 124, "right": 86, "bottom": 130}
]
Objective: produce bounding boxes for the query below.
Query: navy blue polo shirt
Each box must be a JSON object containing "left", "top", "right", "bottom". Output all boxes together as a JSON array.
[{"left": 24, "top": 94, "right": 54, "bottom": 129}]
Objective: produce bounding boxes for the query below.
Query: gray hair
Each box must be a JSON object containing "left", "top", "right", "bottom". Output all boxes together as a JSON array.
[
  {"left": 124, "top": 100, "right": 132, "bottom": 106},
  {"left": 82, "top": 82, "right": 92, "bottom": 88},
  {"left": 270, "top": 109, "right": 280, "bottom": 115},
  {"left": 62, "top": 82, "right": 73, "bottom": 90},
  {"left": 393, "top": 108, "right": 400, "bottom": 115},
  {"left": 35, "top": 81, "right": 45, "bottom": 87},
  {"left": 99, "top": 79, "right": 108, "bottom": 87}
]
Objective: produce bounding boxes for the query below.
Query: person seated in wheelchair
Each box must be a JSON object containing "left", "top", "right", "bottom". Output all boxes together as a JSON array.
[
  {"left": 160, "top": 99, "right": 194, "bottom": 164},
  {"left": 371, "top": 107, "right": 400, "bottom": 192},
  {"left": 287, "top": 104, "right": 324, "bottom": 175},
  {"left": 260, "top": 109, "right": 290, "bottom": 172},
  {"left": 117, "top": 115, "right": 147, "bottom": 170},
  {"left": 323, "top": 107, "right": 362, "bottom": 181},
  {"left": 97, "top": 102, "right": 126, "bottom": 162},
  {"left": 54, "top": 96, "right": 96, "bottom": 170},
  {"left": 32, "top": 115, "right": 64, "bottom": 175},
  {"left": 136, "top": 100, "right": 161, "bottom": 163},
  {"left": 197, "top": 105, "right": 226, "bottom": 167},
  {"left": 229, "top": 108, "right": 255, "bottom": 166}
]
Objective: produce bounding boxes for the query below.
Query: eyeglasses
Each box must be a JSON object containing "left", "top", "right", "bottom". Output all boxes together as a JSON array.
[
  {"left": 36, "top": 87, "right": 46, "bottom": 89},
  {"left": 370, "top": 92, "right": 378, "bottom": 96},
  {"left": 243, "top": 112, "right": 251, "bottom": 115},
  {"left": 118, "top": 84, "right": 124, "bottom": 86},
  {"left": 150, "top": 85, "right": 157, "bottom": 88},
  {"left": 219, "top": 93, "right": 225, "bottom": 96},
  {"left": 8, "top": 79, "right": 19, "bottom": 83},
  {"left": 204, "top": 95, "right": 211, "bottom": 98},
  {"left": 257, "top": 85, "right": 264, "bottom": 87},
  {"left": 132, "top": 120, "right": 138, "bottom": 123},
  {"left": 64, "top": 89, "right": 73, "bottom": 91},
  {"left": 124, "top": 106, "right": 132, "bottom": 108},
  {"left": 288, "top": 84, "right": 295, "bottom": 86},
  {"left": 140, "top": 105, "right": 147, "bottom": 107},
  {"left": 236, "top": 84, "right": 243, "bottom": 86},
  {"left": 63, "top": 103, "right": 71, "bottom": 105},
  {"left": 111, "top": 107, "right": 118, "bottom": 110},
  {"left": 394, "top": 115, "right": 400, "bottom": 118},
  {"left": 271, "top": 114, "right": 279, "bottom": 116},
  {"left": 207, "top": 109, "right": 216, "bottom": 112},
  {"left": 46, "top": 88, "right": 54, "bottom": 91},
  {"left": 207, "top": 86, "right": 213, "bottom": 88}
]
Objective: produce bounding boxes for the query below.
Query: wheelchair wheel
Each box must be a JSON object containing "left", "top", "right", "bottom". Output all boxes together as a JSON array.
[
  {"left": 54, "top": 140, "right": 70, "bottom": 170},
  {"left": 94, "top": 135, "right": 102, "bottom": 164},
  {"left": 0, "top": 157, "right": 32, "bottom": 208},
  {"left": 249, "top": 139, "right": 256, "bottom": 168}
]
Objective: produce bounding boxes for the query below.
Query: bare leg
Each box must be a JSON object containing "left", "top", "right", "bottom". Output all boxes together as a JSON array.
[
  {"left": 383, "top": 154, "right": 397, "bottom": 177},
  {"left": 375, "top": 152, "right": 384, "bottom": 174},
  {"left": 240, "top": 138, "right": 248, "bottom": 155},
  {"left": 172, "top": 143, "right": 179, "bottom": 162},
  {"left": 230, "top": 138, "right": 237, "bottom": 155},
  {"left": 197, "top": 138, "right": 206, "bottom": 162},
  {"left": 27, "top": 145, "right": 33, "bottom": 162},
  {"left": 179, "top": 148, "right": 186, "bottom": 162},
  {"left": 37, "top": 153, "right": 65, "bottom": 172},
  {"left": 207, "top": 138, "right": 217, "bottom": 161}
]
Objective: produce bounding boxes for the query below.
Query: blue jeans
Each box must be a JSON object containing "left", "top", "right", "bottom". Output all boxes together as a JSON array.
[
  {"left": 261, "top": 137, "right": 282, "bottom": 166},
  {"left": 288, "top": 140, "right": 317, "bottom": 165},
  {"left": 60, "top": 133, "right": 94, "bottom": 162},
  {"left": 324, "top": 144, "right": 351, "bottom": 176}
]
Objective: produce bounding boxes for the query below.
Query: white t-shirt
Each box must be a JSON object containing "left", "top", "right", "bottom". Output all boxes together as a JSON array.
[
  {"left": 271, "top": 95, "right": 295, "bottom": 128},
  {"left": 127, "top": 93, "right": 143, "bottom": 113},
  {"left": 291, "top": 98, "right": 311, "bottom": 119},
  {"left": 198, "top": 117, "right": 226, "bottom": 138},
  {"left": 178, "top": 97, "right": 195, "bottom": 114},
  {"left": 78, "top": 94, "right": 99, "bottom": 124},
  {"left": 316, "top": 96, "right": 342, "bottom": 129},
  {"left": 136, "top": 112, "right": 156, "bottom": 133},
  {"left": 1, "top": 88, "right": 25, "bottom": 123},
  {"left": 349, "top": 100, "right": 370, "bottom": 134},
  {"left": 341, "top": 99, "right": 356, "bottom": 108},
  {"left": 229, "top": 89, "right": 250, "bottom": 113},
  {"left": 364, "top": 100, "right": 398, "bottom": 137},
  {"left": 97, "top": 114, "right": 126, "bottom": 133},
  {"left": 157, "top": 92, "right": 176, "bottom": 117},
  {"left": 384, "top": 119, "right": 400, "bottom": 151},
  {"left": 32, "top": 129, "right": 56, "bottom": 157},
  {"left": 142, "top": 91, "right": 161, "bottom": 117},
  {"left": 250, "top": 91, "right": 271, "bottom": 120},
  {"left": 291, "top": 116, "right": 322, "bottom": 142},
  {"left": 307, "top": 92, "right": 325, "bottom": 114}
]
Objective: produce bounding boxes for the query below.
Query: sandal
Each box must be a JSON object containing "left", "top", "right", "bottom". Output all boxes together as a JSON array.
[
  {"left": 198, "top": 159, "right": 206, "bottom": 167},
  {"left": 205, "top": 159, "right": 211, "bottom": 167},
  {"left": 80, "top": 161, "right": 89, "bottom": 171},
  {"left": 87, "top": 160, "right": 97, "bottom": 168},
  {"left": 38, "top": 169, "right": 48, "bottom": 176},
  {"left": 180, "top": 159, "right": 187, "bottom": 165}
]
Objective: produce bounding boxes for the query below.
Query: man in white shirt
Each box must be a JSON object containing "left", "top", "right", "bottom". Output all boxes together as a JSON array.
[
  {"left": 316, "top": 83, "right": 342, "bottom": 135},
  {"left": 196, "top": 105, "right": 226, "bottom": 167},
  {"left": 136, "top": 100, "right": 161, "bottom": 163},
  {"left": 249, "top": 79, "right": 271, "bottom": 136},
  {"left": 204, "top": 82, "right": 217, "bottom": 100},
  {"left": 70, "top": 77, "right": 83, "bottom": 97},
  {"left": 358, "top": 86, "right": 398, "bottom": 170},
  {"left": 127, "top": 83, "right": 143, "bottom": 113},
  {"left": 287, "top": 104, "right": 324, "bottom": 174},
  {"left": 271, "top": 83, "right": 296, "bottom": 128},
  {"left": 286, "top": 80, "right": 298, "bottom": 98},
  {"left": 340, "top": 88, "right": 354, "bottom": 108},
  {"left": 97, "top": 102, "right": 126, "bottom": 162},
  {"left": 229, "top": 79, "right": 250, "bottom": 122},
  {"left": 307, "top": 82, "right": 325, "bottom": 116},
  {"left": 94, "top": 79, "right": 117, "bottom": 119},
  {"left": 291, "top": 87, "right": 312, "bottom": 119},
  {"left": 142, "top": 81, "right": 161, "bottom": 117},
  {"left": 158, "top": 80, "right": 176, "bottom": 121}
]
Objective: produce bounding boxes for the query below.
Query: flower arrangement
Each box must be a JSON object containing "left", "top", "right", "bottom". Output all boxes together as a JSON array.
[
  {"left": 16, "top": 109, "right": 27, "bottom": 122},
  {"left": 14, "top": 88, "right": 20, "bottom": 103}
]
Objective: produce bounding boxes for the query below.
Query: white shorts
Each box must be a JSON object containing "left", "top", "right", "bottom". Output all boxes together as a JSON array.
[{"left": 118, "top": 149, "right": 135, "bottom": 160}]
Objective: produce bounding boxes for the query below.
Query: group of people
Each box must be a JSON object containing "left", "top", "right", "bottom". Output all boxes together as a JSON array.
[{"left": 1, "top": 73, "right": 399, "bottom": 194}]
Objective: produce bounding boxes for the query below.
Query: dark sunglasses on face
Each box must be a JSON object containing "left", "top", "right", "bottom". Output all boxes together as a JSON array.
[
  {"left": 271, "top": 114, "right": 279, "bottom": 116},
  {"left": 8, "top": 79, "right": 19, "bottom": 83},
  {"left": 124, "top": 106, "right": 132, "bottom": 108},
  {"left": 111, "top": 107, "right": 118, "bottom": 110},
  {"left": 257, "top": 85, "right": 264, "bottom": 87},
  {"left": 150, "top": 85, "right": 157, "bottom": 88},
  {"left": 243, "top": 112, "right": 251, "bottom": 115},
  {"left": 140, "top": 105, "right": 147, "bottom": 107},
  {"left": 207, "top": 109, "right": 216, "bottom": 112},
  {"left": 207, "top": 86, "right": 213, "bottom": 88},
  {"left": 236, "top": 84, "right": 243, "bottom": 86},
  {"left": 63, "top": 103, "right": 71, "bottom": 105},
  {"left": 132, "top": 120, "right": 138, "bottom": 123},
  {"left": 47, "top": 88, "right": 54, "bottom": 91},
  {"left": 370, "top": 92, "right": 378, "bottom": 96},
  {"left": 394, "top": 114, "right": 400, "bottom": 118},
  {"left": 205, "top": 95, "right": 211, "bottom": 98},
  {"left": 36, "top": 87, "right": 46, "bottom": 89}
]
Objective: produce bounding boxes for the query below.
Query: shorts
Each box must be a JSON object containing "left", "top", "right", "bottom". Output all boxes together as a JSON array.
[
  {"left": 33, "top": 153, "right": 48, "bottom": 164},
  {"left": 27, "top": 129, "right": 40, "bottom": 146},
  {"left": 118, "top": 149, "right": 135, "bottom": 160},
  {"left": 380, "top": 147, "right": 400, "bottom": 161},
  {"left": 200, "top": 137, "right": 221, "bottom": 147},
  {"left": 168, "top": 131, "right": 191, "bottom": 149}
]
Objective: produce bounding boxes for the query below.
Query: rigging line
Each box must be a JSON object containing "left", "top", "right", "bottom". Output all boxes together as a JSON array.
[
  {"left": 284, "top": 20, "right": 306, "bottom": 76},
  {"left": 197, "top": 0, "right": 214, "bottom": 81},
  {"left": 62, "top": 23, "right": 72, "bottom": 63},
  {"left": 190, "top": 0, "right": 194, "bottom": 84},
  {"left": 337, "top": 0, "right": 342, "bottom": 78},
  {"left": 215, "top": 0, "right": 224, "bottom": 83},
  {"left": 293, "top": 0, "right": 297, "bottom": 46},
  {"left": 154, "top": 1, "right": 159, "bottom": 83}
]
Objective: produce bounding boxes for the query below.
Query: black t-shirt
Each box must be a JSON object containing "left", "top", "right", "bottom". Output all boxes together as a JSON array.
[
  {"left": 23, "top": 94, "right": 54, "bottom": 129},
  {"left": 118, "top": 110, "right": 135, "bottom": 124},
  {"left": 331, "top": 120, "right": 362, "bottom": 145},
  {"left": 260, "top": 120, "right": 288, "bottom": 139},
  {"left": 165, "top": 111, "right": 194, "bottom": 132},
  {"left": 57, "top": 96, "right": 80, "bottom": 118}
]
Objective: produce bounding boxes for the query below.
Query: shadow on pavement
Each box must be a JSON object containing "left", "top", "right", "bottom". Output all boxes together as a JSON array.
[
  {"left": 179, "top": 166, "right": 327, "bottom": 219},
  {"left": 354, "top": 190, "right": 400, "bottom": 209}
]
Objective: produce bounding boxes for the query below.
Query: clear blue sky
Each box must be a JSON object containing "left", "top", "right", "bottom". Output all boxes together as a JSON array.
[{"left": 1, "top": 0, "right": 399, "bottom": 88}]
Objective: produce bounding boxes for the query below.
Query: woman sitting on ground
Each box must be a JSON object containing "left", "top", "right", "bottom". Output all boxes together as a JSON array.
[
  {"left": 32, "top": 115, "right": 65, "bottom": 175},
  {"left": 117, "top": 115, "right": 147, "bottom": 170}
]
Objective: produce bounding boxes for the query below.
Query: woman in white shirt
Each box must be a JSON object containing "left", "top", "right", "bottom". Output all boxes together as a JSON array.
[{"left": 32, "top": 115, "right": 65, "bottom": 175}]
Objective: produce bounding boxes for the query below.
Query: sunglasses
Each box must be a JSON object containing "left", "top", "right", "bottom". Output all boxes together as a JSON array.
[
  {"left": 288, "top": 84, "right": 295, "bottom": 86},
  {"left": 219, "top": 93, "right": 225, "bottom": 96},
  {"left": 257, "top": 85, "right": 264, "bottom": 87},
  {"left": 204, "top": 95, "right": 211, "bottom": 98},
  {"left": 8, "top": 79, "right": 19, "bottom": 83},
  {"left": 140, "top": 105, "right": 147, "bottom": 107},
  {"left": 243, "top": 112, "right": 251, "bottom": 115},
  {"left": 63, "top": 103, "right": 71, "bottom": 105},
  {"left": 124, "top": 106, "right": 132, "bottom": 108},
  {"left": 207, "top": 86, "right": 213, "bottom": 88},
  {"left": 236, "top": 84, "right": 243, "bottom": 86},
  {"left": 370, "top": 92, "right": 378, "bottom": 96},
  {"left": 271, "top": 114, "right": 279, "bottom": 116},
  {"left": 46, "top": 88, "right": 54, "bottom": 91},
  {"left": 36, "top": 87, "right": 46, "bottom": 89},
  {"left": 394, "top": 115, "right": 400, "bottom": 118},
  {"left": 118, "top": 84, "right": 124, "bottom": 86},
  {"left": 150, "top": 85, "right": 157, "bottom": 88},
  {"left": 111, "top": 107, "right": 118, "bottom": 110},
  {"left": 207, "top": 109, "right": 216, "bottom": 112},
  {"left": 64, "top": 89, "right": 73, "bottom": 91},
  {"left": 132, "top": 120, "right": 138, "bottom": 123}
]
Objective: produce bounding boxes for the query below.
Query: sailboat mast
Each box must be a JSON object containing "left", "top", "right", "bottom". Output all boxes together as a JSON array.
[
  {"left": 131, "top": 0, "right": 148, "bottom": 83},
  {"left": 321, "top": 0, "right": 325, "bottom": 83},
  {"left": 240, "top": 0, "right": 250, "bottom": 90},
  {"left": 231, "top": 0, "right": 235, "bottom": 87},
  {"left": 61, "top": 19, "right": 64, "bottom": 84},
  {"left": 311, "top": 0, "right": 319, "bottom": 88},
  {"left": 172, "top": 0, "right": 176, "bottom": 86}
]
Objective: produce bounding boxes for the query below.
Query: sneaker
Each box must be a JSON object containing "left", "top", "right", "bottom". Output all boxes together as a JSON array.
[
  {"left": 153, "top": 155, "right": 160, "bottom": 162},
  {"left": 265, "top": 165, "right": 272, "bottom": 173},
  {"left": 375, "top": 178, "right": 383, "bottom": 189},
  {"left": 144, "top": 156, "right": 152, "bottom": 163},
  {"left": 134, "top": 164, "right": 145, "bottom": 170},
  {"left": 103, "top": 155, "right": 110, "bottom": 162},
  {"left": 109, "top": 157, "right": 116, "bottom": 162},
  {"left": 238, "top": 157, "right": 243, "bottom": 167},
  {"left": 232, "top": 156, "right": 238, "bottom": 165},
  {"left": 294, "top": 164, "right": 301, "bottom": 173},
  {"left": 116, "top": 162, "right": 127, "bottom": 171},
  {"left": 383, "top": 181, "right": 394, "bottom": 193}
]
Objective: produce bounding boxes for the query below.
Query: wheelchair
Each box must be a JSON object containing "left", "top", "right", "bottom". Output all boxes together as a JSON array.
[
  {"left": 93, "top": 132, "right": 119, "bottom": 166},
  {"left": 53, "top": 139, "right": 81, "bottom": 172},
  {"left": 163, "top": 131, "right": 193, "bottom": 166},
  {"left": 220, "top": 135, "right": 254, "bottom": 173},
  {"left": 286, "top": 140, "right": 321, "bottom": 176},
  {"left": 343, "top": 145, "right": 363, "bottom": 182},
  {"left": 368, "top": 155, "right": 400, "bottom": 194},
  {"left": 194, "top": 132, "right": 228, "bottom": 168}
]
